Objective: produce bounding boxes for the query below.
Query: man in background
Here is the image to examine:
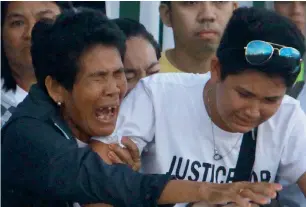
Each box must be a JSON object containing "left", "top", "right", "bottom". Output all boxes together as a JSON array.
[
  {"left": 274, "top": 1, "right": 305, "bottom": 89},
  {"left": 159, "top": 1, "right": 237, "bottom": 73}
]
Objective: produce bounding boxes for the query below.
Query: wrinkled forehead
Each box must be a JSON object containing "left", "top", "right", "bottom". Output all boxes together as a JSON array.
[{"left": 5, "top": 1, "right": 60, "bottom": 18}]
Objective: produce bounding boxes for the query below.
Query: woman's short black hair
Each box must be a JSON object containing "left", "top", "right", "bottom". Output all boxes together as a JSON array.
[
  {"left": 31, "top": 7, "right": 126, "bottom": 91},
  {"left": 217, "top": 7, "right": 305, "bottom": 88},
  {"left": 113, "top": 18, "right": 161, "bottom": 59},
  {"left": 1, "top": 1, "right": 71, "bottom": 92}
]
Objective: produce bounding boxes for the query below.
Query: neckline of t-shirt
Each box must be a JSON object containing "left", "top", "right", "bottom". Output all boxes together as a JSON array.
[
  {"left": 162, "top": 51, "right": 181, "bottom": 72},
  {"left": 200, "top": 78, "right": 243, "bottom": 139}
]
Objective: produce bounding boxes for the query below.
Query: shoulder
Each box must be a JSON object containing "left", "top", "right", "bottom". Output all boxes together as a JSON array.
[
  {"left": 279, "top": 95, "right": 304, "bottom": 116},
  {"left": 267, "top": 95, "right": 306, "bottom": 131},
  {"left": 139, "top": 72, "right": 210, "bottom": 89},
  {"left": 2, "top": 117, "right": 71, "bottom": 149}
]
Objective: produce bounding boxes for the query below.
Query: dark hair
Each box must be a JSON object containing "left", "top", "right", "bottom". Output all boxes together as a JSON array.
[
  {"left": 216, "top": 7, "right": 305, "bottom": 88},
  {"left": 31, "top": 7, "right": 126, "bottom": 91},
  {"left": 1, "top": 1, "right": 71, "bottom": 92},
  {"left": 161, "top": 1, "right": 171, "bottom": 6},
  {"left": 113, "top": 18, "right": 161, "bottom": 59}
]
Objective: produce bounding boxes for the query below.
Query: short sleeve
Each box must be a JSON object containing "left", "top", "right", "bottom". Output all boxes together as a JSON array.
[{"left": 278, "top": 105, "right": 306, "bottom": 184}]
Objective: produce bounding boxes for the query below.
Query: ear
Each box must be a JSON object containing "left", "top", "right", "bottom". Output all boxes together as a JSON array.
[
  {"left": 232, "top": 1, "right": 238, "bottom": 10},
  {"left": 159, "top": 3, "right": 172, "bottom": 27},
  {"left": 45, "top": 76, "right": 66, "bottom": 105},
  {"left": 210, "top": 56, "right": 222, "bottom": 84}
]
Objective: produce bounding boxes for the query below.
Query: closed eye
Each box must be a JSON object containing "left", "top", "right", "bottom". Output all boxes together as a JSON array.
[
  {"left": 264, "top": 97, "right": 280, "bottom": 104},
  {"left": 238, "top": 91, "right": 252, "bottom": 98}
]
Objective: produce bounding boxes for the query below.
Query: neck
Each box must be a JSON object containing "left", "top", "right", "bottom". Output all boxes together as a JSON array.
[
  {"left": 166, "top": 47, "right": 214, "bottom": 74},
  {"left": 203, "top": 80, "right": 234, "bottom": 133},
  {"left": 62, "top": 109, "right": 91, "bottom": 144},
  {"left": 10, "top": 64, "right": 36, "bottom": 92}
]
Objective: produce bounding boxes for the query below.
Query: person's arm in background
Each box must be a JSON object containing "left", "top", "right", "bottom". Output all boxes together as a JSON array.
[{"left": 297, "top": 172, "right": 306, "bottom": 197}]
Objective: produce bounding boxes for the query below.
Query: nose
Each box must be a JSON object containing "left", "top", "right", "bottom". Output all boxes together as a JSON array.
[
  {"left": 196, "top": 2, "right": 216, "bottom": 23},
  {"left": 244, "top": 101, "right": 261, "bottom": 120},
  {"left": 22, "top": 20, "right": 35, "bottom": 41},
  {"left": 104, "top": 77, "right": 121, "bottom": 97}
]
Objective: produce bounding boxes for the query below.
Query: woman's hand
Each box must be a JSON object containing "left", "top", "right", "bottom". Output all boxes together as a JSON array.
[
  {"left": 86, "top": 138, "right": 141, "bottom": 207},
  {"left": 90, "top": 136, "right": 141, "bottom": 171},
  {"left": 199, "top": 181, "right": 281, "bottom": 207}
]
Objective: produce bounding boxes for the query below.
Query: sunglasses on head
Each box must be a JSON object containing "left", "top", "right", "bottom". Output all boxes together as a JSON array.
[{"left": 244, "top": 40, "right": 302, "bottom": 73}]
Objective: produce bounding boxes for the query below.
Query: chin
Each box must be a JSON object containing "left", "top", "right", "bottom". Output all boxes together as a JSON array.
[
  {"left": 229, "top": 123, "right": 255, "bottom": 133},
  {"left": 92, "top": 126, "right": 116, "bottom": 137}
]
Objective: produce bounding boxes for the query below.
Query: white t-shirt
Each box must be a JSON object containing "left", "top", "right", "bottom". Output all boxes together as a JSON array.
[
  {"left": 94, "top": 73, "right": 306, "bottom": 206},
  {"left": 1, "top": 81, "right": 28, "bottom": 127},
  {"left": 278, "top": 84, "right": 306, "bottom": 207},
  {"left": 298, "top": 85, "right": 306, "bottom": 112}
]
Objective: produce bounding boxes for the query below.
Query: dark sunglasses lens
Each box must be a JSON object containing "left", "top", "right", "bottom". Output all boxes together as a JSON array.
[
  {"left": 279, "top": 47, "right": 301, "bottom": 59},
  {"left": 279, "top": 47, "right": 301, "bottom": 73},
  {"left": 246, "top": 41, "right": 273, "bottom": 64}
]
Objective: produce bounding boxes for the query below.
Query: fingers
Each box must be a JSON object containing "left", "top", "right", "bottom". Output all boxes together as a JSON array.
[
  {"left": 246, "top": 182, "right": 282, "bottom": 199},
  {"left": 121, "top": 136, "right": 140, "bottom": 162},
  {"left": 237, "top": 182, "right": 282, "bottom": 205},
  {"left": 108, "top": 143, "right": 134, "bottom": 166},
  {"left": 239, "top": 189, "right": 270, "bottom": 205},
  {"left": 108, "top": 151, "right": 124, "bottom": 165},
  {"left": 89, "top": 140, "right": 112, "bottom": 165},
  {"left": 201, "top": 183, "right": 249, "bottom": 207},
  {"left": 201, "top": 182, "right": 281, "bottom": 207},
  {"left": 121, "top": 136, "right": 141, "bottom": 171}
]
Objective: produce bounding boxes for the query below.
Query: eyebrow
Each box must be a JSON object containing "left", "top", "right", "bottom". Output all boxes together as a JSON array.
[
  {"left": 6, "top": 13, "right": 24, "bottom": 19},
  {"left": 146, "top": 62, "right": 159, "bottom": 71},
  {"left": 88, "top": 71, "right": 108, "bottom": 78},
  {"left": 88, "top": 68, "right": 124, "bottom": 77},
  {"left": 236, "top": 86, "right": 282, "bottom": 100},
  {"left": 6, "top": 10, "right": 56, "bottom": 19}
]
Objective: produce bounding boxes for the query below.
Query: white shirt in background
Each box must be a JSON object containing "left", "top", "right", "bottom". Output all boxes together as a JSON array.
[{"left": 1, "top": 81, "right": 28, "bottom": 127}]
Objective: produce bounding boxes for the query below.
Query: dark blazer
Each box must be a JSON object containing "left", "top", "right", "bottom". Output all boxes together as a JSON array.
[{"left": 1, "top": 84, "right": 172, "bottom": 207}]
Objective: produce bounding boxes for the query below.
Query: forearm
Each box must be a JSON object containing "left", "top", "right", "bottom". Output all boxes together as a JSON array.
[
  {"left": 297, "top": 172, "right": 306, "bottom": 197},
  {"left": 158, "top": 180, "right": 204, "bottom": 204}
]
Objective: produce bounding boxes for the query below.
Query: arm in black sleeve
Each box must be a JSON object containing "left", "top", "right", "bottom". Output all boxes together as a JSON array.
[{"left": 2, "top": 118, "right": 172, "bottom": 207}]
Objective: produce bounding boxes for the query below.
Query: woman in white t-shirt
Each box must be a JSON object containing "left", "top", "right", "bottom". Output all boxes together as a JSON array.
[{"left": 94, "top": 7, "right": 306, "bottom": 207}]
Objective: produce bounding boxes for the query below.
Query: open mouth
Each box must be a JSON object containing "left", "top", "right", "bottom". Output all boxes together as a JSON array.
[{"left": 95, "top": 106, "right": 118, "bottom": 123}]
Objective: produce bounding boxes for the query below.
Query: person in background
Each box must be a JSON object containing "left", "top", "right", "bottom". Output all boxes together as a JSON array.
[
  {"left": 1, "top": 7, "right": 280, "bottom": 207},
  {"left": 273, "top": 2, "right": 306, "bottom": 207},
  {"left": 114, "top": 18, "right": 161, "bottom": 95},
  {"left": 94, "top": 7, "right": 306, "bottom": 207},
  {"left": 274, "top": 1, "right": 305, "bottom": 88},
  {"left": 158, "top": 1, "right": 237, "bottom": 73},
  {"left": 1, "top": 1, "right": 70, "bottom": 127}
]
